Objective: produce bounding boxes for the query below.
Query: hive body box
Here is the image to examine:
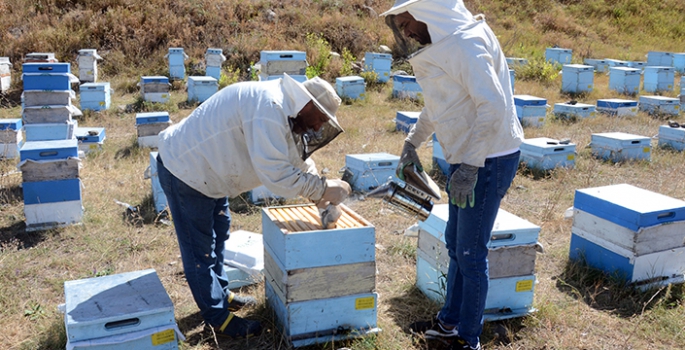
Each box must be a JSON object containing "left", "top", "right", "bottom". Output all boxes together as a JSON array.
[
  {"left": 395, "top": 111, "right": 419, "bottom": 133},
  {"left": 606, "top": 58, "right": 629, "bottom": 68},
  {"left": 0, "top": 57, "right": 10, "bottom": 93},
  {"left": 545, "top": 47, "right": 572, "bottom": 65},
  {"left": 392, "top": 75, "right": 422, "bottom": 100},
  {"left": 223, "top": 230, "right": 264, "bottom": 289},
  {"left": 674, "top": 53, "right": 685, "bottom": 73},
  {"left": 64, "top": 269, "right": 183, "bottom": 349},
  {"left": 76, "top": 49, "right": 102, "bottom": 82},
  {"left": 75, "top": 127, "right": 106, "bottom": 154},
  {"left": 506, "top": 57, "right": 528, "bottom": 67},
  {"left": 643, "top": 66, "right": 674, "bottom": 93},
  {"left": 205, "top": 48, "right": 226, "bottom": 80},
  {"left": 583, "top": 58, "right": 609, "bottom": 73},
  {"left": 262, "top": 204, "right": 379, "bottom": 347},
  {"left": 136, "top": 112, "right": 172, "bottom": 148},
  {"left": 22, "top": 89, "right": 75, "bottom": 107},
  {"left": 343, "top": 153, "right": 400, "bottom": 192},
  {"left": 24, "top": 121, "right": 76, "bottom": 141},
  {"left": 80, "top": 82, "right": 111, "bottom": 111},
  {"left": 591, "top": 132, "right": 650, "bottom": 162},
  {"left": 514, "top": 95, "right": 548, "bottom": 127},
  {"left": 608, "top": 67, "right": 641, "bottom": 95},
  {"left": 258, "top": 50, "right": 307, "bottom": 81},
  {"left": 364, "top": 52, "right": 392, "bottom": 83},
  {"left": 24, "top": 52, "right": 57, "bottom": 62},
  {"left": 553, "top": 102, "right": 596, "bottom": 120},
  {"left": 335, "top": 76, "right": 366, "bottom": 100},
  {"left": 627, "top": 61, "right": 647, "bottom": 71},
  {"left": 139, "top": 76, "right": 171, "bottom": 103},
  {"left": 520, "top": 137, "right": 576, "bottom": 171},
  {"left": 165, "top": 48, "right": 188, "bottom": 80},
  {"left": 638, "top": 96, "right": 680, "bottom": 117},
  {"left": 0, "top": 118, "right": 23, "bottom": 159},
  {"left": 646, "top": 51, "right": 673, "bottom": 67},
  {"left": 23, "top": 62, "right": 79, "bottom": 91},
  {"left": 23, "top": 104, "right": 82, "bottom": 124},
  {"left": 186, "top": 76, "right": 218, "bottom": 103},
  {"left": 416, "top": 204, "right": 540, "bottom": 320},
  {"left": 561, "top": 64, "right": 594, "bottom": 93},
  {"left": 571, "top": 184, "right": 685, "bottom": 287},
  {"left": 596, "top": 98, "right": 638, "bottom": 117},
  {"left": 658, "top": 125, "right": 685, "bottom": 151}
]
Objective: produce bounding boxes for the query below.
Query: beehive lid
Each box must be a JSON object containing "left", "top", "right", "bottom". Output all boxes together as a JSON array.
[{"left": 264, "top": 203, "right": 371, "bottom": 232}]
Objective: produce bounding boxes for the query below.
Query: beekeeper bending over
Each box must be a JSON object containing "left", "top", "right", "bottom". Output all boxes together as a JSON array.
[
  {"left": 382, "top": 1, "right": 524, "bottom": 349},
  {"left": 156, "top": 75, "right": 351, "bottom": 339}
]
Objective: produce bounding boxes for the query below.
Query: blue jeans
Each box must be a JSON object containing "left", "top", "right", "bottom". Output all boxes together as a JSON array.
[
  {"left": 156, "top": 155, "right": 233, "bottom": 327},
  {"left": 439, "top": 151, "right": 520, "bottom": 346}
]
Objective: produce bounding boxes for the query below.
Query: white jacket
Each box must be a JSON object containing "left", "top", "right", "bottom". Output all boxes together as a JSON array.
[
  {"left": 158, "top": 76, "right": 325, "bottom": 200},
  {"left": 401, "top": 0, "right": 524, "bottom": 167}
]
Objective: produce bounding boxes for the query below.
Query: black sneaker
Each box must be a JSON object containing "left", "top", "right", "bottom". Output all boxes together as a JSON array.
[
  {"left": 227, "top": 292, "right": 257, "bottom": 312},
  {"left": 214, "top": 313, "right": 262, "bottom": 339},
  {"left": 408, "top": 316, "right": 459, "bottom": 338},
  {"left": 451, "top": 336, "right": 481, "bottom": 350}
]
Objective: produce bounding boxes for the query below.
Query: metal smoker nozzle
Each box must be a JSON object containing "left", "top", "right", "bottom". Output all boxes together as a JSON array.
[{"left": 367, "top": 180, "right": 434, "bottom": 221}]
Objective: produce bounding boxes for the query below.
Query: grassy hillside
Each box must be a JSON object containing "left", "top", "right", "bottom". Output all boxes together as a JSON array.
[{"left": 1, "top": 0, "right": 685, "bottom": 349}]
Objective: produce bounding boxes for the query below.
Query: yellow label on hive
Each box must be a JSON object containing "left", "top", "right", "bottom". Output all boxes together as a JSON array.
[
  {"left": 567, "top": 154, "right": 575, "bottom": 160},
  {"left": 643, "top": 147, "right": 650, "bottom": 153},
  {"left": 355, "top": 296, "right": 375, "bottom": 310},
  {"left": 151, "top": 329, "right": 176, "bottom": 346},
  {"left": 515, "top": 279, "right": 534, "bottom": 292}
]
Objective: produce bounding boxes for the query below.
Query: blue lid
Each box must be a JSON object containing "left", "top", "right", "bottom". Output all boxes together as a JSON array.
[{"left": 0, "top": 118, "right": 22, "bottom": 131}]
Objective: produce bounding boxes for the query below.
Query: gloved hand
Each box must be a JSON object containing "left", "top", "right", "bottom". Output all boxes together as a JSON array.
[
  {"left": 448, "top": 164, "right": 479, "bottom": 209},
  {"left": 317, "top": 179, "right": 351, "bottom": 208},
  {"left": 397, "top": 141, "right": 423, "bottom": 181}
]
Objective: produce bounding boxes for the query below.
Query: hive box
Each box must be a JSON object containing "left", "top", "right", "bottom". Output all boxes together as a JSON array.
[
  {"left": 605, "top": 58, "right": 629, "bottom": 68},
  {"left": 646, "top": 51, "right": 673, "bottom": 67},
  {"left": 658, "top": 125, "right": 685, "bottom": 151},
  {"left": 643, "top": 66, "right": 674, "bottom": 93},
  {"left": 364, "top": 52, "right": 392, "bottom": 83},
  {"left": 22, "top": 89, "right": 75, "bottom": 107},
  {"left": 520, "top": 137, "right": 576, "bottom": 171},
  {"left": 23, "top": 178, "right": 83, "bottom": 227},
  {"left": 608, "top": 67, "right": 640, "bottom": 95},
  {"left": 23, "top": 62, "right": 71, "bottom": 74},
  {"left": 22, "top": 104, "right": 82, "bottom": 124},
  {"left": 64, "top": 269, "right": 184, "bottom": 349},
  {"left": 20, "top": 139, "right": 79, "bottom": 162},
  {"left": 76, "top": 49, "right": 102, "bottom": 82},
  {"left": 258, "top": 50, "right": 307, "bottom": 78},
  {"left": 79, "top": 82, "right": 111, "bottom": 111},
  {"left": 392, "top": 75, "right": 422, "bottom": 100},
  {"left": 335, "top": 76, "right": 366, "bottom": 100},
  {"left": 506, "top": 57, "right": 528, "bottom": 67},
  {"left": 165, "top": 48, "right": 188, "bottom": 80},
  {"left": 262, "top": 204, "right": 379, "bottom": 347},
  {"left": 583, "top": 58, "right": 609, "bottom": 73},
  {"left": 186, "top": 76, "right": 218, "bottom": 103},
  {"left": 205, "top": 48, "right": 226, "bottom": 68},
  {"left": 75, "top": 127, "right": 106, "bottom": 154},
  {"left": 24, "top": 52, "right": 57, "bottom": 63},
  {"left": 591, "top": 132, "right": 650, "bottom": 162},
  {"left": 638, "top": 96, "right": 680, "bottom": 117},
  {"left": 553, "top": 102, "right": 596, "bottom": 120},
  {"left": 147, "top": 152, "right": 168, "bottom": 213},
  {"left": 221, "top": 229, "right": 264, "bottom": 289},
  {"left": 627, "top": 61, "right": 647, "bottom": 71},
  {"left": 139, "top": 76, "right": 170, "bottom": 103},
  {"left": 0, "top": 118, "right": 22, "bottom": 132},
  {"left": 0, "top": 57, "right": 10, "bottom": 93},
  {"left": 23, "top": 72, "right": 79, "bottom": 91},
  {"left": 19, "top": 157, "right": 80, "bottom": 183},
  {"left": 514, "top": 95, "right": 547, "bottom": 127},
  {"left": 136, "top": 112, "right": 172, "bottom": 148},
  {"left": 561, "top": 64, "right": 594, "bottom": 93},
  {"left": 24, "top": 121, "right": 76, "bottom": 141},
  {"left": 432, "top": 135, "right": 449, "bottom": 176},
  {"left": 545, "top": 47, "right": 572, "bottom": 65},
  {"left": 395, "top": 111, "right": 419, "bottom": 133},
  {"left": 0, "top": 118, "right": 23, "bottom": 159},
  {"left": 596, "top": 98, "right": 638, "bottom": 117},
  {"left": 343, "top": 153, "right": 400, "bottom": 192}
]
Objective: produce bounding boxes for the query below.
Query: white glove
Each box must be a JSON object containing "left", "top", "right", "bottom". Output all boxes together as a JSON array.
[{"left": 317, "top": 179, "right": 351, "bottom": 208}]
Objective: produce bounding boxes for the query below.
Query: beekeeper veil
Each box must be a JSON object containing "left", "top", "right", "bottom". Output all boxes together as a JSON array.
[{"left": 382, "top": 0, "right": 478, "bottom": 50}]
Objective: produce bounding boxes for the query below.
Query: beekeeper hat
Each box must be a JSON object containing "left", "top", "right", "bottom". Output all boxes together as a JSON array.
[
  {"left": 287, "top": 74, "right": 342, "bottom": 131},
  {"left": 381, "top": 0, "right": 426, "bottom": 16}
]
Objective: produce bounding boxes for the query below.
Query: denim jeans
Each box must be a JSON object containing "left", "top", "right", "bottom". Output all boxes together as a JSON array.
[
  {"left": 439, "top": 151, "right": 520, "bottom": 346},
  {"left": 156, "top": 155, "right": 233, "bottom": 327}
]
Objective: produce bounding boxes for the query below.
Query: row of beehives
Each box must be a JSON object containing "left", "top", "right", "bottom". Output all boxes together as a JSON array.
[{"left": 518, "top": 48, "right": 685, "bottom": 73}]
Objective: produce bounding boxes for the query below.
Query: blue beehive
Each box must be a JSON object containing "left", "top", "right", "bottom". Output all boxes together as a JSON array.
[
  {"left": 0, "top": 118, "right": 22, "bottom": 131},
  {"left": 335, "top": 76, "right": 366, "bottom": 100},
  {"left": 392, "top": 75, "right": 422, "bottom": 100},
  {"left": 658, "top": 124, "right": 685, "bottom": 151},
  {"left": 520, "top": 137, "right": 576, "bottom": 171},
  {"left": 148, "top": 152, "right": 168, "bottom": 213},
  {"left": 561, "top": 64, "right": 594, "bottom": 93},
  {"left": 416, "top": 204, "right": 540, "bottom": 320},
  {"left": 24, "top": 121, "right": 76, "bottom": 141},
  {"left": 258, "top": 50, "right": 307, "bottom": 81},
  {"left": 343, "top": 153, "right": 400, "bottom": 192},
  {"left": 364, "top": 52, "right": 392, "bottom": 83},
  {"left": 627, "top": 61, "right": 647, "bottom": 71},
  {"left": 137, "top": 112, "right": 172, "bottom": 149},
  {"left": 23, "top": 72, "right": 79, "bottom": 91},
  {"left": 23, "top": 62, "right": 71, "bottom": 74},
  {"left": 20, "top": 139, "right": 79, "bottom": 161},
  {"left": 608, "top": 67, "right": 641, "bottom": 95},
  {"left": 646, "top": 51, "right": 673, "bottom": 67},
  {"left": 75, "top": 127, "right": 105, "bottom": 154},
  {"left": 606, "top": 58, "right": 629, "bottom": 68},
  {"left": 205, "top": 48, "right": 226, "bottom": 80},
  {"left": 23, "top": 178, "right": 83, "bottom": 228},
  {"left": 139, "top": 76, "right": 171, "bottom": 103},
  {"left": 643, "top": 66, "right": 674, "bottom": 93},
  {"left": 165, "top": 47, "right": 188, "bottom": 80},
  {"left": 0, "top": 118, "right": 23, "bottom": 159},
  {"left": 64, "top": 269, "right": 183, "bottom": 349},
  {"left": 571, "top": 184, "right": 685, "bottom": 287},
  {"left": 506, "top": 57, "right": 528, "bottom": 67},
  {"left": 514, "top": 95, "right": 548, "bottom": 127},
  {"left": 553, "top": 102, "right": 596, "bottom": 120},
  {"left": 674, "top": 53, "right": 685, "bottom": 73},
  {"left": 23, "top": 178, "right": 81, "bottom": 206},
  {"left": 432, "top": 134, "right": 450, "bottom": 176},
  {"left": 583, "top": 58, "right": 609, "bottom": 73},
  {"left": 591, "top": 132, "right": 650, "bottom": 162},
  {"left": 79, "top": 82, "right": 111, "bottom": 111},
  {"left": 395, "top": 111, "right": 419, "bottom": 133},
  {"left": 596, "top": 98, "right": 639, "bottom": 117},
  {"left": 136, "top": 111, "right": 170, "bottom": 125},
  {"left": 187, "top": 76, "right": 218, "bottom": 103},
  {"left": 638, "top": 96, "right": 680, "bottom": 117},
  {"left": 545, "top": 47, "right": 572, "bottom": 65},
  {"left": 262, "top": 204, "right": 379, "bottom": 347}
]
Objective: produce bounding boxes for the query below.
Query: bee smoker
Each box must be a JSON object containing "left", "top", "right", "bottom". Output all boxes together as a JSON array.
[{"left": 367, "top": 164, "right": 441, "bottom": 221}]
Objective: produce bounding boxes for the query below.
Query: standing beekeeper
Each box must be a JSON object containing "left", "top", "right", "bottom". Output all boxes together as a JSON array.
[
  {"left": 382, "top": 0, "right": 524, "bottom": 349},
  {"left": 156, "top": 74, "right": 351, "bottom": 339}
]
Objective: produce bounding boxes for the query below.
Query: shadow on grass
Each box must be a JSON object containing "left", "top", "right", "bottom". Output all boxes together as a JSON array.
[
  {"left": 555, "top": 255, "right": 685, "bottom": 318},
  {"left": 30, "top": 316, "right": 67, "bottom": 350},
  {"left": 0, "top": 183, "right": 23, "bottom": 205}
]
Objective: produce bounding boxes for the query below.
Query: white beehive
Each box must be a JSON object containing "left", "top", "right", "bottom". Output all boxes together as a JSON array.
[{"left": 76, "top": 49, "right": 103, "bottom": 82}]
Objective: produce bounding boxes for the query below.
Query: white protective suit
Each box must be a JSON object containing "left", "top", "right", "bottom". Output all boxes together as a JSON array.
[
  {"left": 158, "top": 75, "right": 329, "bottom": 200},
  {"left": 385, "top": 0, "right": 524, "bottom": 167}
]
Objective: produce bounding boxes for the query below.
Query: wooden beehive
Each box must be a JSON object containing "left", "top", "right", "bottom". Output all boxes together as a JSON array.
[{"left": 264, "top": 203, "right": 369, "bottom": 232}]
